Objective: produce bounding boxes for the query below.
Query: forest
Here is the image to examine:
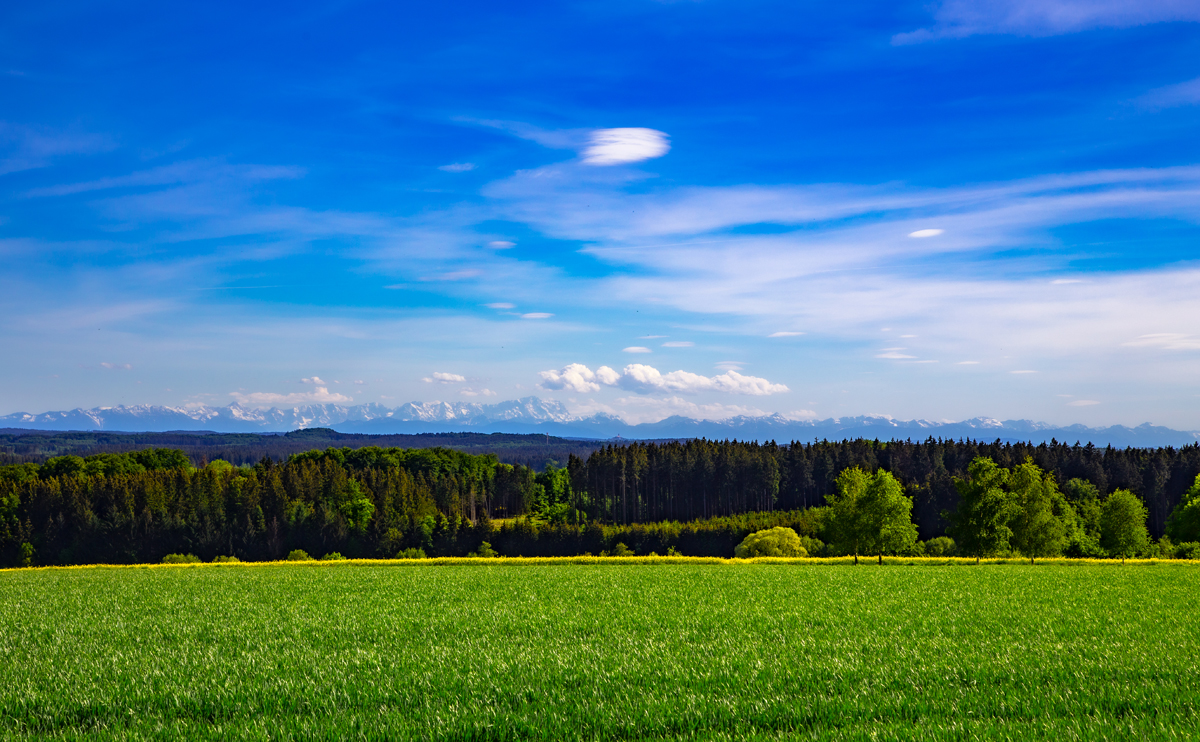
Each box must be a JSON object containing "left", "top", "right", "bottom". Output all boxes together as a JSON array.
[
  {"left": 0, "top": 428, "right": 602, "bottom": 470},
  {"left": 2, "top": 437, "right": 1199, "bottom": 567}
]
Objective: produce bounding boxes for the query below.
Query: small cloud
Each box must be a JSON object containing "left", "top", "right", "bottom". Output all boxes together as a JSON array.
[
  {"left": 462, "top": 388, "right": 497, "bottom": 397},
  {"left": 899, "top": 334, "right": 916, "bottom": 338},
  {"left": 487, "top": 240, "right": 515, "bottom": 249},
  {"left": 522, "top": 312, "right": 553, "bottom": 319},
  {"left": 1135, "top": 75, "right": 1200, "bottom": 110},
  {"left": 423, "top": 372, "right": 466, "bottom": 384},
  {"left": 582, "top": 128, "right": 670, "bottom": 166},
  {"left": 300, "top": 376, "right": 324, "bottom": 385},
  {"left": 715, "top": 362, "right": 744, "bottom": 372},
  {"left": 1068, "top": 399, "right": 1100, "bottom": 407},
  {"left": 538, "top": 363, "right": 620, "bottom": 393},
  {"left": 1057, "top": 394, "right": 1073, "bottom": 398},
  {"left": 909, "top": 229, "right": 944, "bottom": 238},
  {"left": 354, "top": 380, "right": 365, "bottom": 385},
  {"left": 662, "top": 341, "right": 693, "bottom": 348},
  {"left": 486, "top": 302, "right": 515, "bottom": 309},
  {"left": 231, "top": 385, "right": 352, "bottom": 407},
  {"left": 1123, "top": 333, "right": 1200, "bottom": 350},
  {"left": 422, "top": 270, "right": 481, "bottom": 282},
  {"left": 639, "top": 335, "right": 667, "bottom": 339},
  {"left": 100, "top": 362, "right": 133, "bottom": 370},
  {"left": 876, "top": 352, "right": 916, "bottom": 359},
  {"left": 1010, "top": 370, "right": 1037, "bottom": 374},
  {"left": 1051, "top": 279, "right": 1084, "bottom": 285},
  {"left": 768, "top": 331, "right": 804, "bottom": 338},
  {"left": 624, "top": 346, "right": 652, "bottom": 353},
  {"left": 439, "top": 162, "right": 476, "bottom": 172},
  {"left": 956, "top": 361, "right": 980, "bottom": 365}
]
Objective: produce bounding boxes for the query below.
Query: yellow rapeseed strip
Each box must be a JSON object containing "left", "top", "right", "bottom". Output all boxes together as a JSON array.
[{"left": 4, "top": 554, "right": 1199, "bottom": 572}]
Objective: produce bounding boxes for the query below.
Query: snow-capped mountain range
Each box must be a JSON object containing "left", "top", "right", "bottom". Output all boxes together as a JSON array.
[{"left": 3, "top": 397, "right": 1198, "bottom": 447}]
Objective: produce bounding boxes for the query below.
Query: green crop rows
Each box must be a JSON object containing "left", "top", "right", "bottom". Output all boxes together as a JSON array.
[{"left": 1, "top": 564, "right": 1198, "bottom": 740}]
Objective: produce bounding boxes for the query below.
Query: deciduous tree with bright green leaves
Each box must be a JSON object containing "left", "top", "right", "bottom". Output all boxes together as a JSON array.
[
  {"left": 1100, "top": 489, "right": 1149, "bottom": 563},
  {"left": 1166, "top": 474, "right": 1200, "bottom": 544},
  {"left": 1009, "top": 459, "right": 1069, "bottom": 564},
  {"left": 827, "top": 467, "right": 917, "bottom": 564},
  {"left": 948, "top": 457, "right": 1016, "bottom": 562}
]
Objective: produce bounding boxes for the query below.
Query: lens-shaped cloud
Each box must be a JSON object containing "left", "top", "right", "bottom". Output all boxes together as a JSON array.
[{"left": 582, "top": 128, "right": 670, "bottom": 166}]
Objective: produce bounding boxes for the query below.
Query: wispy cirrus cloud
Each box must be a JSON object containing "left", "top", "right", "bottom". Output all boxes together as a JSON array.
[
  {"left": 1135, "top": 76, "right": 1200, "bottom": 110},
  {"left": 0, "top": 122, "right": 114, "bottom": 176},
  {"left": 894, "top": 0, "right": 1200, "bottom": 44}
]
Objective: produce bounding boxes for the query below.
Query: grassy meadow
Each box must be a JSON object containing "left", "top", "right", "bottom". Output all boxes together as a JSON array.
[{"left": 1, "top": 562, "right": 1198, "bottom": 740}]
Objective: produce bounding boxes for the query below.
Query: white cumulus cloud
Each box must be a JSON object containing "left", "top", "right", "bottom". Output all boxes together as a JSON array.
[
  {"left": 423, "top": 372, "right": 466, "bottom": 384},
  {"left": 537, "top": 363, "right": 620, "bottom": 393},
  {"left": 582, "top": 128, "right": 670, "bottom": 166},
  {"left": 438, "top": 163, "right": 476, "bottom": 173},
  {"left": 538, "top": 362, "right": 787, "bottom": 396}
]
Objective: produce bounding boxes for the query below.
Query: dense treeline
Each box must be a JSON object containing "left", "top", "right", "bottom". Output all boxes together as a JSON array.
[
  {"left": 0, "top": 428, "right": 604, "bottom": 470},
  {"left": 3, "top": 437, "right": 1200, "bottom": 566},
  {"left": 577, "top": 438, "right": 1200, "bottom": 537}
]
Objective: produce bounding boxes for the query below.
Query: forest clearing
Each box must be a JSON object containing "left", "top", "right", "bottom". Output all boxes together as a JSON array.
[{"left": 1, "top": 562, "right": 1197, "bottom": 740}]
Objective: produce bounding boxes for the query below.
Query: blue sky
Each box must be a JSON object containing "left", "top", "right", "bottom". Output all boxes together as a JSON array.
[{"left": 3, "top": 0, "right": 1200, "bottom": 426}]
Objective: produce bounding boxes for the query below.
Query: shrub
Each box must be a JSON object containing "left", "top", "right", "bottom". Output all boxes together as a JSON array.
[
  {"left": 923, "top": 536, "right": 957, "bottom": 557},
  {"left": 666, "top": 546, "right": 681, "bottom": 556},
  {"left": 607, "top": 542, "right": 634, "bottom": 557},
  {"left": 1063, "top": 532, "right": 1106, "bottom": 558},
  {"left": 396, "top": 547, "right": 427, "bottom": 559},
  {"left": 161, "top": 553, "right": 201, "bottom": 564},
  {"left": 320, "top": 552, "right": 346, "bottom": 561},
  {"left": 1176, "top": 542, "right": 1200, "bottom": 560},
  {"left": 735, "top": 527, "right": 808, "bottom": 558},
  {"left": 286, "top": 549, "right": 312, "bottom": 561},
  {"left": 474, "top": 541, "right": 498, "bottom": 558},
  {"left": 212, "top": 555, "right": 240, "bottom": 563},
  {"left": 800, "top": 536, "right": 825, "bottom": 556}
]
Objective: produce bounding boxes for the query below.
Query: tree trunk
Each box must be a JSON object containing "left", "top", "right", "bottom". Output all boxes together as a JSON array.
[
  {"left": 878, "top": 553, "right": 882, "bottom": 565},
  {"left": 853, "top": 552, "right": 858, "bottom": 565}
]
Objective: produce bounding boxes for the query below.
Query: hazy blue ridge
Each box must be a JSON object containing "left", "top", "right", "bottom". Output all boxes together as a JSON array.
[{"left": 2, "top": 398, "right": 1198, "bottom": 447}]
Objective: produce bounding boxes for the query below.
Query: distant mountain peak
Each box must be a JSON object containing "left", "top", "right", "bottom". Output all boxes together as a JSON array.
[{"left": 2, "top": 397, "right": 1197, "bottom": 448}]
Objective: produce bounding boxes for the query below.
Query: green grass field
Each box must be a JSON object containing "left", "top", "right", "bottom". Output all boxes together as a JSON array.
[{"left": 1, "top": 563, "right": 1198, "bottom": 740}]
